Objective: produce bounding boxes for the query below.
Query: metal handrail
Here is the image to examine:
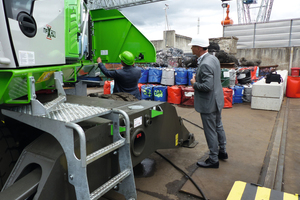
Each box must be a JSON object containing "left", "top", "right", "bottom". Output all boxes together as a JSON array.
[{"left": 65, "top": 122, "right": 87, "bottom": 167}]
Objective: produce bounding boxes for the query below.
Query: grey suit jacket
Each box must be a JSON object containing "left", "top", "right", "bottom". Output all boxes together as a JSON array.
[{"left": 193, "top": 53, "right": 224, "bottom": 113}]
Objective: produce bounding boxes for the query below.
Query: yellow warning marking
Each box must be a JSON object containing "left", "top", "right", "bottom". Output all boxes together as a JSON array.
[
  {"left": 255, "top": 187, "right": 271, "bottom": 200},
  {"left": 36, "top": 71, "right": 55, "bottom": 83},
  {"left": 226, "top": 181, "right": 246, "bottom": 200},
  {"left": 175, "top": 134, "right": 178, "bottom": 146},
  {"left": 284, "top": 192, "right": 298, "bottom": 200}
]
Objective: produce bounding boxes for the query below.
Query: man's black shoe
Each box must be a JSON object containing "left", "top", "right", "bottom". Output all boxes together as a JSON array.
[
  {"left": 218, "top": 152, "right": 228, "bottom": 160},
  {"left": 218, "top": 151, "right": 228, "bottom": 160},
  {"left": 197, "top": 158, "right": 219, "bottom": 168}
]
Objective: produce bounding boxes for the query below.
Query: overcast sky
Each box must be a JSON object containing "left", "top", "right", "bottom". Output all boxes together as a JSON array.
[{"left": 121, "top": 0, "right": 300, "bottom": 41}]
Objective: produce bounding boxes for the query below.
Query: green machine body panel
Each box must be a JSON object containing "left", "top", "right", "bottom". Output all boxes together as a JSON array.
[
  {"left": 90, "top": 9, "right": 156, "bottom": 64},
  {"left": 65, "top": 0, "right": 80, "bottom": 60},
  {"left": 0, "top": 2, "right": 156, "bottom": 105},
  {"left": 0, "top": 65, "right": 78, "bottom": 104}
]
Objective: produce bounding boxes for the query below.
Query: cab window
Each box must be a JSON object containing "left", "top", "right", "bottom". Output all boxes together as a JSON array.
[{"left": 4, "top": 0, "right": 34, "bottom": 20}]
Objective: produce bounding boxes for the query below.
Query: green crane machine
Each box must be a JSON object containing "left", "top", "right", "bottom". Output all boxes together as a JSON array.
[{"left": 0, "top": 0, "right": 195, "bottom": 199}]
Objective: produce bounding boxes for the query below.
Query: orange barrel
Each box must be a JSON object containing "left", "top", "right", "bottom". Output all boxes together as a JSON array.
[
  {"left": 291, "top": 67, "right": 300, "bottom": 77},
  {"left": 138, "top": 83, "right": 144, "bottom": 94},
  {"left": 223, "top": 87, "right": 233, "bottom": 108},
  {"left": 103, "top": 81, "right": 111, "bottom": 94},
  {"left": 167, "top": 86, "right": 182, "bottom": 104},
  {"left": 286, "top": 76, "right": 300, "bottom": 98}
]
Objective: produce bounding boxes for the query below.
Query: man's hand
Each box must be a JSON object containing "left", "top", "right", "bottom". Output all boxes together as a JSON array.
[
  {"left": 97, "top": 57, "right": 102, "bottom": 64},
  {"left": 190, "top": 74, "right": 196, "bottom": 85}
]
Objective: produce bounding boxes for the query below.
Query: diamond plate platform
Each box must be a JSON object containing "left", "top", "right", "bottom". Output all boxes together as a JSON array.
[{"left": 10, "top": 102, "right": 110, "bottom": 123}]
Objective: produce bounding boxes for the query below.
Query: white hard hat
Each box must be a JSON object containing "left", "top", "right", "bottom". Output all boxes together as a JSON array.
[{"left": 188, "top": 36, "right": 209, "bottom": 47}]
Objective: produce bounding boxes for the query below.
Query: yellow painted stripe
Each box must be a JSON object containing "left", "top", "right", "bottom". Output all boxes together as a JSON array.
[
  {"left": 255, "top": 187, "right": 271, "bottom": 200},
  {"left": 226, "top": 181, "right": 247, "bottom": 200},
  {"left": 284, "top": 192, "right": 298, "bottom": 200}
]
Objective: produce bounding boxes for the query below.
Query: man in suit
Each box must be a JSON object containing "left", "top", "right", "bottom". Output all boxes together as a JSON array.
[
  {"left": 97, "top": 51, "right": 141, "bottom": 99},
  {"left": 189, "top": 36, "right": 228, "bottom": 168}
]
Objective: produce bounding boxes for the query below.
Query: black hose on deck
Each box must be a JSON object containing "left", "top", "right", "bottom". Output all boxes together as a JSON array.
[
  {"left": 155, "top": 151, "right": 208, "bottom": 200},
  {"left": 182, "top": 118, "right": 204, "bottom": 130}
]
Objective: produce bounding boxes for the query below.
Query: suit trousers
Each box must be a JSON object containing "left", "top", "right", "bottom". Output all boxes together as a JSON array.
[{"left": 200, "top": 109, "right": 227, "bottom": 163}]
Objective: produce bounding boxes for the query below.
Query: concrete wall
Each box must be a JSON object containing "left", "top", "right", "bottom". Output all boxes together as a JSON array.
[
  {"left": 151, "top": 40, "right": 165, "bottom": 51},
  {"left": 236, "top": 47, "right": 300, "bottom": 73},
  {"left": 210, "top": 37, "right": 239, "bottom": 55},
  {"left": 175, "top": 34, "right": 192, "bottom": 53},
  {"left": 150, "top": 30, "right": 192, "bottom": 53}
]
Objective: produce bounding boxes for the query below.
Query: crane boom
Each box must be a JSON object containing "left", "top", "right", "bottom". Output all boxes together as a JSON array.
[
  {"left": 88, "top": 0, "right": 165, "bottom": 10},
  {"left": 265, "top": 0, "right": 274, "bottom": 21},
  {"left": 236, "top": 0, "right": 274, "bottom": 24}
]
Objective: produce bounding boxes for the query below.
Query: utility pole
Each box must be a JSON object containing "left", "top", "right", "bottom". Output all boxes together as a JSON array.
[
  {"left": 197, "top": 18, "right": 200, "bottom": 34},
  {"left": 164, "top": 4, "right": 169, "bottom": 30}
]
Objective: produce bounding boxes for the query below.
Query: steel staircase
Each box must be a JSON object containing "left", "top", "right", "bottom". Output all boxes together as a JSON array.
[
  {"left": 2, "top": 72, "right": 137, "bottom": 199},
  {"left": 2, "top": 102, "right": 137, "bottom": 200}
]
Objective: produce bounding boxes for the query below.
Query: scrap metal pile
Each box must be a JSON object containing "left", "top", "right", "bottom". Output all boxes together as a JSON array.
[
  {"left": 152, "top": 43, "right": 261, "bottom": 69},
  {"left": 153, "top": 48, "right": 198, "bottom": 68}
]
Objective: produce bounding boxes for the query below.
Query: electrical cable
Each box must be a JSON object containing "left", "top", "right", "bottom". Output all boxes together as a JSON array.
[
  {"left": 182, "top": 118, "right": 204, "bottom": 130},
  {"left": 155, "top": 151, "right": 208, "bottom": 200}
]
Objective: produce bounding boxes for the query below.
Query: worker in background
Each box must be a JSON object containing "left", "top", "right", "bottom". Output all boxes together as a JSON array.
[
  {"left": 97, "top": 51, "right": 141, "bottom": 99},
  {"left": 189, "top": 36, "right": 228, "bottom": 169}
]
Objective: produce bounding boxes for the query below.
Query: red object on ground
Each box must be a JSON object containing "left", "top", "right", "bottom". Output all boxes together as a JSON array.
[
  {"left": 181, "top": 86, "right": 194, "bottom": 106},
  {"left": 103, "top": 81, "right": 111, "bottom": 94},
  {"left": 138, "top": 83, "right": 144, "bottom": 94},
  {"left": 223, "top": 87, "right": 233, "bottom": 108},
  {"left": 291, "top": 67, "right": 300, "bottom": 77},
  {"left": 286, "top": 76, "right": 300, "bottom": 98},
  {"left": 167, "top": 86, "right": 182, "bottom": 104}
]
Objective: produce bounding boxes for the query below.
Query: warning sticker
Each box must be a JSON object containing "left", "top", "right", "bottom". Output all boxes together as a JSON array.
[
  {"left": 134, "top": 116, "right": 142, "bottom": 128},
  {"left": 19, "top": 51, "right": 35, "bottom": 65},
  {"left": 184, "top": 92, "right": 194, "bottom": 97},
  {"left": 101, "top": 50, "right": 108, "bottom": 55},
  {"left": 36, "top": 71, "right": 55, "bottom": 83}
]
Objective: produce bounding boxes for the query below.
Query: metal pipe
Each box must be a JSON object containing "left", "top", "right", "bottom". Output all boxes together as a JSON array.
[
  {"left": 289, "top": 47, "right": 294, "bottom": 75},
  {"left": 65, "top": 122, "right": 87, "bottom": 167},
  {"left": 79, "top": 2, "right": 89, "bottom": 60}
]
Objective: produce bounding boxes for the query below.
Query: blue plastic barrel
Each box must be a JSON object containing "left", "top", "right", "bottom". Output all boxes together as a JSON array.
[
  {"left": 175, "top": 68, "right": 188, "bottom": 85},
  {"left": 148, "top": 67, "right": 162, "bottom": 83},
  {"left": 153, "top": 85, "right": 168, "bottom": 102},
  {"left": 187, "top": 68, "right": 196, "bottom": 85},
  {"left": 139, "top": 68, "right": 149, "bottom": 83},
  {"left": 233, "top": 86, "right": 244, "bottom": 104},
  {"left": 141, "top": 85, "right": 154, "bottom": 100}
]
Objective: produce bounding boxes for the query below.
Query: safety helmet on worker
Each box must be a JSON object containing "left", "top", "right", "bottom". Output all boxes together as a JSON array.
[
  {"left": 119, "top": 51, "right": 135, "bottom": 66},
  {"left": 188, "top": 36, "right": 210, "bottom": 48}
]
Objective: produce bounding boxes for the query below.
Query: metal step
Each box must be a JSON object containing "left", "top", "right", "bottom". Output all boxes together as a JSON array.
[
  {"left": 87, "top": 139, "right": 125, "bottom": 165},
  {"left": 11, "top": 102, "right": 110, "bottom": 123},
  {"left": 90, "top": 169, "right": 131, "bottom": 200},
  {"left": 43, "top": 95, "right": 66, "bottom": 111}
]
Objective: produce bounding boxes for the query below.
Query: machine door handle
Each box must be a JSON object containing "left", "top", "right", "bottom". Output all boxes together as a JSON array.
[{"left": 17, "top": 12, "right": 37, "bottom": 38}]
